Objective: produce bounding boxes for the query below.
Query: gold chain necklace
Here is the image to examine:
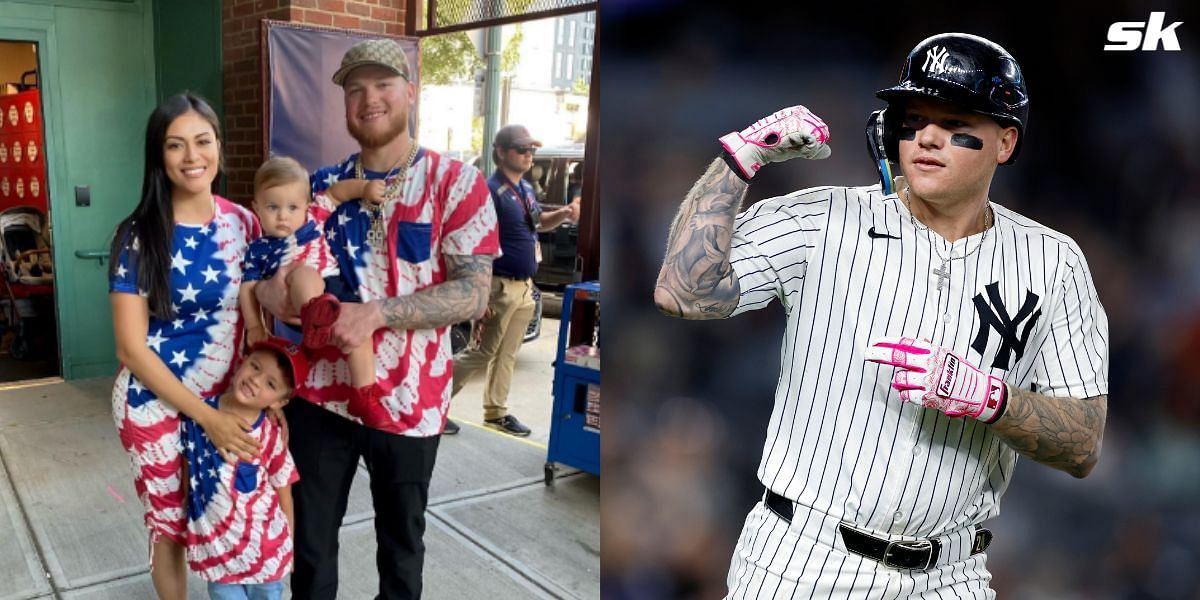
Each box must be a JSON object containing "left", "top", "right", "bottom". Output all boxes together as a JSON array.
[
  {"left": 902, "top": 184, "right": 993, "bottom": 291},
  {"left": 355, "top": 141, "right": 419, "bottom": 246}
]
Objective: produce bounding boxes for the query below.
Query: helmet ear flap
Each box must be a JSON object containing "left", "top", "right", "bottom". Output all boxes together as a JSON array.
[
  {"left": 881, "top": 105, "right": 903, "bottom": 162},
  {"left": 865, "top": 108, "right": 896, "bottom": 194}
]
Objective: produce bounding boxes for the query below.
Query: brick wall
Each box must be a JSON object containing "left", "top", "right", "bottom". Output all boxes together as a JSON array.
[{"left": 220, "top": 0, "right": 408, "bottom": 203}]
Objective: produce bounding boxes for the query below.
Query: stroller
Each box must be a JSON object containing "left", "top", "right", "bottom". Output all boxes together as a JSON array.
[{"left": 0, "top": 206, "right": 54, "bottom": 359}]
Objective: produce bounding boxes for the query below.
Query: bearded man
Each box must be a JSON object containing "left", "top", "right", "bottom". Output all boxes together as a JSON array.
[{"left": 256, "top": 38, "right": 499, "bottom": 600}]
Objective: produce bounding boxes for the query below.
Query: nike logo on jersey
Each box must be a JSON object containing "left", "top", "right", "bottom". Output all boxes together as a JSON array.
[{"left": 867, "top": 226, "right": 900, "bottom": 240}]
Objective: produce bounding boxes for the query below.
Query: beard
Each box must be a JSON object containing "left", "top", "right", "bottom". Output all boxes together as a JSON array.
[{"left": 347, "top": 107, "right": 409, "bottom": 150}]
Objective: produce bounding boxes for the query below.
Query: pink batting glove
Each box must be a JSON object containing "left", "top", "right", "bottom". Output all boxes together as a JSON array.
[
  {"left": 864, "top": 336, "right": 1008, "bottom": 424},
  {"left": 719, "top": 105, "right": 832, "bottom": 181}
]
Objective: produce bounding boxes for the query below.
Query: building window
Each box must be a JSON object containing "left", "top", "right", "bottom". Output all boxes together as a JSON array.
[
  {"left": 567, "top": 57, "right": 573, "bottom": 80},
  {"left": 557, "top": 21, "right": 563, "bottom": 44},
  {"left": 585, "top": 28, "right": 593, "bottom": 41},
  {"left": 569, "top": 21, "right": 577, "bottom": 47},
  {"left": 586, "top": 12, "right": 594, "bottom": 23},
  {"left": 555, "top": 52, "right": 562, "bottom": 78}
]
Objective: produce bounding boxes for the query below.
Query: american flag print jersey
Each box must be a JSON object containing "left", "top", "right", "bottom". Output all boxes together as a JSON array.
[
  {"left": 300, "top": 148, "right": 500, "bottom": 436},
  {"left": 110, "top": 196, "right": 259, "bottom": 544},
  {"left": 242, "top": 196, "right": 339, "bottom": 282},
  {"left": 181, "top": 396, "right": 298, "bottom": 584}
]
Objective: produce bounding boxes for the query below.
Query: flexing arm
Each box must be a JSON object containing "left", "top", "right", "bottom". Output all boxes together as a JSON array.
[
  {"left": 328, "top": 254, "right": 492, "bottom": 352},
  {"left": 653, "top": 158, "right": 748, "bottom": 320},
  {"left": 989, "top": 388, "right": 1106, "bottom": 478},
  {"left": 111, "top": 293, "right": 260, "bottom": 459},
  {"left": 654, "top": 105, "right": 831, "bottom": 320}
]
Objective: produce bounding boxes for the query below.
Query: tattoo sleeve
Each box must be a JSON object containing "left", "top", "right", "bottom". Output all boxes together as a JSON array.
[
  {"left": 378, "top": 254, "right": 492, "bottom": 330},
  {"left": 653, "top": 158, "right": 750, "bottom": 319},
  {"left": 989, "top": 386, "right": 1107, "bottom": 478}
]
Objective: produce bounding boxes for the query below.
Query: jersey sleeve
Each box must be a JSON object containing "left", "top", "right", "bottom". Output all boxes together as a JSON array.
[
  {"left": 310, "top": 158, "right": 354, "bottom": 218},
  {"left": 1030, "top": 241, "right": 1110, "bottom": 398},
  {"left": 728, "top": 192, "right": 829, "bottom": 316},
  {"left": 109, "top": 226, "right": 143, "bottom": 295},
  {"left": 440, "top": 162, "right": 500, "bottom": 257},
  {"left": 264, "top": 422, "right": 299, "bottom": 488}
]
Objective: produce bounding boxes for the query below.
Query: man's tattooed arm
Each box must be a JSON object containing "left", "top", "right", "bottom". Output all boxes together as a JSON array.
[
  {"left": 653, "top": 158, "right": 750, "bottom": 319},
  {"left": 379, "top": 254, "right": 492, "bottom": 330},
  {"left": 989, "top": 386, "right": 1107, "bottom": 478}
]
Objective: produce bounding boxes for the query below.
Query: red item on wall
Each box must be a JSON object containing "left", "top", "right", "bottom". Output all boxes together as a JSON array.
[{"left": 0, "top": 89, "right": 47, "bottom": 213}]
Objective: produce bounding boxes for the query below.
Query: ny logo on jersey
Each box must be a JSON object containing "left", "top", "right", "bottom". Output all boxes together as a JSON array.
[
  {"left": 971, "top": 282, "right": 1042, "bottom": 370},
  {"left": 922, "top": 46, "right": 950, "bottom": 74}
]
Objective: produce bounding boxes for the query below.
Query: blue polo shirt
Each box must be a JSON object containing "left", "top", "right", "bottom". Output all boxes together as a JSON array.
[{"left": 487, "top": 171, "right": 541, "bottom": 280}]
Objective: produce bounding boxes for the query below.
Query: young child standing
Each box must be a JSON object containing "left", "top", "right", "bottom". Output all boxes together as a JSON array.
[
  {"left": 180, "top": 337, "right": 307, "bottom": 598},
  {"left": 238, "top": 156, "right": 385, "bottom": 415}
]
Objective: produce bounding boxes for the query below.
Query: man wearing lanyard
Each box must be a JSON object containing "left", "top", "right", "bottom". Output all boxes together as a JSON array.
[{"left": 447, "top": 125, "right": 579, "bottom": 436}]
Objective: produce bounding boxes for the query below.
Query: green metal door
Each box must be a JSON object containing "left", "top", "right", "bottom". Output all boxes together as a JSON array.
[{"left": 0, "top": 0, "right": 157, "bottom": 379}]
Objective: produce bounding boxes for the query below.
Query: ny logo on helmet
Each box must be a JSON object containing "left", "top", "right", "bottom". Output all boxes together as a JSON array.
[{"left": 922, "top": 46, "right": 950, "bottom": 74}]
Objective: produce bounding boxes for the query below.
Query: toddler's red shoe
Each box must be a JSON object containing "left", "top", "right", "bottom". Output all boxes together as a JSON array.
[{"left": 299, "top": 293, "right": 340, "bottom": 349}]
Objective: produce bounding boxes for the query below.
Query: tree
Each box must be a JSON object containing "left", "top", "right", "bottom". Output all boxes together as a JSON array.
[
  {"left": 500, "top": 24, "right": 523, "bottom": 76},
  {"left": 420, "top": 31, "right": 482, "bottom": 86}
]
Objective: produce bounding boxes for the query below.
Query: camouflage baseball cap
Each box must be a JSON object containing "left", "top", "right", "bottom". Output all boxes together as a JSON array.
[{"left": 332, "top": 39, "right": 412, "bottom": 86}]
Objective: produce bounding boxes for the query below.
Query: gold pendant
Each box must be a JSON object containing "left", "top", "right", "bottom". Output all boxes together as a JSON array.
[{"left": 368, "top": 208, "right": 386, "bottom": 246}]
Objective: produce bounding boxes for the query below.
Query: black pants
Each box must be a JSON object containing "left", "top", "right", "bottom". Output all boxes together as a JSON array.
[{"left": 286, "top": 398, "right": 440, "bottom": 600}]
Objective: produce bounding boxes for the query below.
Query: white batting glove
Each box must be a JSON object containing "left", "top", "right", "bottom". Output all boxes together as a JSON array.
[
  {"left": 864, "top": 336, "right": 1008, "bottom": 424},
  {"left": 719, "top": 105, "right": 831, "bottom": 181}
]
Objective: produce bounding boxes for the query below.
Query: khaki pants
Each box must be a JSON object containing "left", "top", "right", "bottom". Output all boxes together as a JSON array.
[{"left": 452, "top": 276, "right": 536, "bottom": 420}]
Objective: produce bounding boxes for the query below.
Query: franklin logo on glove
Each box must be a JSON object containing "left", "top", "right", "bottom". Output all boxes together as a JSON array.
[{"left": 865, "top": 336, "right": 1009, "bottom": 424}]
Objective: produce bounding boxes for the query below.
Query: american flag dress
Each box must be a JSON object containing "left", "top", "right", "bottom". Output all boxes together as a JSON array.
[
  {"left": 181, "top": 397, "right": 298, "bottom": 584},
  {"left": 109, "top": 196, "right": 259, "bottom": 545},
  {"left": 300, "top": 148, "right": 499, "bottom": 435},
  {"left": 242, "top": 197, "right": 339, "bottom": 283}
]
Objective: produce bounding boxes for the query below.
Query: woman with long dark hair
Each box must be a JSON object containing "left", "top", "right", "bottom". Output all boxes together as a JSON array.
[{"left": 108, "top": 93, "right": 262, "bottom": 599}]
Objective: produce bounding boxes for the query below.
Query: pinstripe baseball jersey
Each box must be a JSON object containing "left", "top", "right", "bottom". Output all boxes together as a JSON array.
[{"left": 728, "top": 184, "right": 1109, "bottom": 539}]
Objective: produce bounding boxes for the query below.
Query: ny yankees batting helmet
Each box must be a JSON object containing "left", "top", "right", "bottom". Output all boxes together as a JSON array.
[{"left": 872, "top": 33, "right": 1029, "bottom": 166}]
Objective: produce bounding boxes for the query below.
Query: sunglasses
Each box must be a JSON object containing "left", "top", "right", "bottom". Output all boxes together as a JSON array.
[{"left": 508, "top": 145, "right": 537, "bottom": 155}]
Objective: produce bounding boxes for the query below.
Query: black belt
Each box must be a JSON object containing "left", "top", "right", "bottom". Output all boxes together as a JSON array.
[
  {"left": 764, "top": 490, "right": 992, "bottom": 570},
  {"left": 494, "top": 274, "right": 531, "bottom": 282}
]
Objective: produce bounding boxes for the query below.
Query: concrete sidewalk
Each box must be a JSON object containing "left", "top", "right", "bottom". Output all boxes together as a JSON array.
[{"left": 0, "top": 319, "right": 598, "bottom": 599}]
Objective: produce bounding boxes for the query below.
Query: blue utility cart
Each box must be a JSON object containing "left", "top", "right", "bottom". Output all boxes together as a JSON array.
[{"left": 545, "top": 280, "right": 600, "bottom": 485}]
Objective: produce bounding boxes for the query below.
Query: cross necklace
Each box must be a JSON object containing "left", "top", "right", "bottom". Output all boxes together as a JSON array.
[
  {"left": 902, "top": 185, "right": 993, "bottom": 292},
  {"left": 355, "top": 141, "right": 419, "bottom": 246}
]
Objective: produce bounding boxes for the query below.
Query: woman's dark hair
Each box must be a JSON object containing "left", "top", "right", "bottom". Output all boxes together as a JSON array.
[{"left": 109, "top": 93, "right": 222, "bottom": 319}]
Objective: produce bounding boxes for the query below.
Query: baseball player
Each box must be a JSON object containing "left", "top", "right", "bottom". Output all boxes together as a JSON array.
[{"left": 654, "top": 33, "right": 1109, "bottom": 598}]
